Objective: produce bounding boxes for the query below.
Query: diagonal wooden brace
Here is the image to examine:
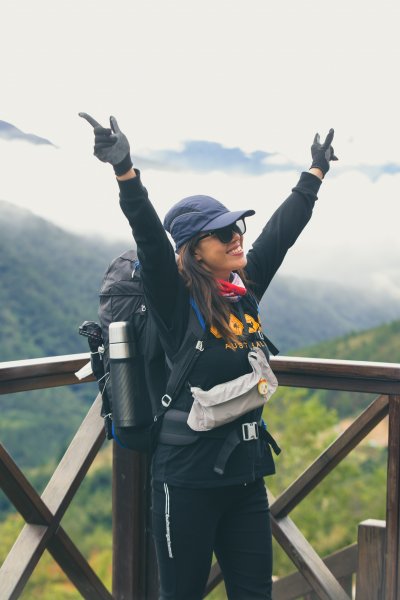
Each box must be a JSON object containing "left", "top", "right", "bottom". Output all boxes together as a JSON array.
[
  {"left": 271, "top": 394, "right": 389, "bottom": 519},
  {"left": 0, "top": 394, "right": 111, "bottom": 600},
  {"left": 269, "top": 491, "right": 351, "bottom": 600}
]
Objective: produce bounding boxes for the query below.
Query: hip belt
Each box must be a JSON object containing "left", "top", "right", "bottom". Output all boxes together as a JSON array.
[{"left": 158, "top": 408, "right": 281, "bottom": 476}]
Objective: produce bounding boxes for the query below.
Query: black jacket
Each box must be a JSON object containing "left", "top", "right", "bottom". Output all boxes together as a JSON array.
[{"left": 118, "top": 171, "right": 322, "bottom": 487}]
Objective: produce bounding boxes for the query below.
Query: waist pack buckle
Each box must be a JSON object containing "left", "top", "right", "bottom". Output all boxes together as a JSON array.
[{"left": 242, "top": 421, "right": 259, "bottom": 441}]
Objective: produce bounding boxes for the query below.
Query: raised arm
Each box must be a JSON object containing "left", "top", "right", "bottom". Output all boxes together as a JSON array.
[
  {"left": 79, "top": 113, "right": 186, "bottom": 334},
  {"left": 245, "top": 129, "right": 338, "bottom": 299}
]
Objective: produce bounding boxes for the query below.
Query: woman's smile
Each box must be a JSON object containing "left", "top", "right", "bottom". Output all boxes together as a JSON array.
[{"left": 227, "top": 242, "right": 244, "bottom": 256}]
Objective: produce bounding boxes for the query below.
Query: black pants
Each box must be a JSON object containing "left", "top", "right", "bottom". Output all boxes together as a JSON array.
[{"left": 151, "top": 478, "right": 272, "bottom": 600}]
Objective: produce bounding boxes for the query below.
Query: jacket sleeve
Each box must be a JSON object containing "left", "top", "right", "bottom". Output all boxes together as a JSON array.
[
  {"left": 117, "top": 171, "right": 189, "bottom": 344},
  {"left": 245, "top": 171, "right": 322, "bottom": 300}
]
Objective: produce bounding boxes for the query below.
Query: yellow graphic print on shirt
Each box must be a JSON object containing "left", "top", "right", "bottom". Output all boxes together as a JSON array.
[
  {"left": 230, "top": 314, "right": 245, "bottom": 336},
  {"left": 210, "top": 312, "right": 263, "bottom": 345},
  {"left": 245, "top": 313, "right": 261, "bottom": 334}
]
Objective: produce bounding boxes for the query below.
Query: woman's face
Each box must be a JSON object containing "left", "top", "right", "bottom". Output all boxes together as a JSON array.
[{"left": 193, "top": 229, "right": 247, "bottom": 280}]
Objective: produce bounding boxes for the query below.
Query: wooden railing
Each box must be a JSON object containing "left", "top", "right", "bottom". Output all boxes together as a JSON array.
[{"left": 0, "top": 353, "right": 399, "bottom": 599}]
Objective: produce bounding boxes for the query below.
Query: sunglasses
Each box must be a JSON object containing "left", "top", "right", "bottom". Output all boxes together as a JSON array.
[{"left": 196, "top": 219, "right": 246, "bottom": 244}]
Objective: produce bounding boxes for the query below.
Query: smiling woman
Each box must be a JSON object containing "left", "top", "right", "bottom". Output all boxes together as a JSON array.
[{"left": 80, "top": 112, "right": 338, "bottom": 600}]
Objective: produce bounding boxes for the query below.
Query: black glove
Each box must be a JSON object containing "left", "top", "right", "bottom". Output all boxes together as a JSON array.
[
  {"left": 79, "top": 113, "right": 133, "bottom": 176},
  {"left": 310, "top": 128, "right": 338, "bottom": 176}
]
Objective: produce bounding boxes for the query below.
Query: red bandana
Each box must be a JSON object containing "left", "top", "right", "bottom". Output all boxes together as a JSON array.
[{"left": 217, "top": 273, "right": 247, "bottom": 302}]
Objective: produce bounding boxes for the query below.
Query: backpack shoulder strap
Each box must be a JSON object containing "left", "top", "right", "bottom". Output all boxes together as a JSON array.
[{"left": 161, "top": 297, "right": 206, "bottom": 410}]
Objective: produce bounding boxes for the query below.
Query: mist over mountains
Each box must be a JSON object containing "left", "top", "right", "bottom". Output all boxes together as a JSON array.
[
  {"left": 261, "top": 275, "right": 400, "bottom": 352},
  {"left": 0, "top": 120, "right": 55, "bottom": 147},
  {"left": 1, "top": 198, "right": 399, "bottom": 361}
]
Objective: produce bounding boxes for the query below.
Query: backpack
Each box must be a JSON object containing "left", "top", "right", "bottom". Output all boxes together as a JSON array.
[{"left": 80, "top": 249, "right": 205, "bottom": 453}]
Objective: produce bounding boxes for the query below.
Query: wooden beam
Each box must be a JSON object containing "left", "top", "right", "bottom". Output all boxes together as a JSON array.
[
  {"left": 356, "top": 519, "right": 385, "bottom": 600},
  {"left": 0, "top": 395, "right": 107, "bottom": 599},
  {"left": 0, "top": 523, "right": 51, "bottom": 600},
  {"left": 385, "top": 395, "right": 400, "bottom": 600},
  {"left": 302, "top": 576, "right": 353, "bottom": 599},
  {"left": 0, "top": 439, "right": 112, "bottom": 599},
  {"left": 271, "top": 394, "right": 389, "bottom": 518},
  {"left": 48, "top": 528, "right": 112, "bottom": 600},
  {"left": 0, "top": 353, "right": 94, "bottom": 395},
  {"left": 269, "top": 491, "right": 351, "bottom": 600},
  {"left": 1, "top": 354, "right": 400, "bottom": 395},
  {"left": 0, "top": 445, "right": 50, "bottom": 525},
  {"left": 40, "top": 394, "right": 105, "bottom": 518},
  {"left": 204, "top": 561, "right": 224, "bottom": 596},
  {"left": 276, "top": 373, "right": 400, "bottom": 395},
  {"left": 112, "top": 446, "right": 157, "bottom": 599},
  {"left": 271, "top": 355, "right": 400, "bottom": 394},
  {"left": 273, "top": 543, "right": 357, "bottom": 599},
  {"left": 271, "top": 356, "right": 400, "bottom": 382}
]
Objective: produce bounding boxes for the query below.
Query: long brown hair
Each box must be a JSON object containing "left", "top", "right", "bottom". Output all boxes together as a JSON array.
[{"left": 178, "top": 237, "right": 248, "bottom": 346}]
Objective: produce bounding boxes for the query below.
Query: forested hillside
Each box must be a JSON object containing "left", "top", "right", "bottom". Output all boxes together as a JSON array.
[
  {"left": 1, "top": 198, "right": 399, "bottom": 362},
  {"left": 0, "top": 200, "right": 127, "bottom": 361}
]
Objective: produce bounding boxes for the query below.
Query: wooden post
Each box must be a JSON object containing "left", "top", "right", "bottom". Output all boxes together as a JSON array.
[
  {"left": 112, "top": 444, "right": 158, "bottom": 600},
  {"left": 384, "top": 395, "right": 400, "bottom": 600},
  {"left": 355, "top": 519, "right": 385, "bottom": 600}
]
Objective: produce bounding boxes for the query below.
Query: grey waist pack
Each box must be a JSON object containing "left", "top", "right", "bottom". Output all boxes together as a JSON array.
[{"left": 187, "top": 347, "right": 278, "bottom": 432}]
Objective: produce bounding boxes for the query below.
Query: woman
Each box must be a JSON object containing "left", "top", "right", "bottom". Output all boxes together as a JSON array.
[{"left": 80, "top": 112, "right": 338, "bottom": 600}]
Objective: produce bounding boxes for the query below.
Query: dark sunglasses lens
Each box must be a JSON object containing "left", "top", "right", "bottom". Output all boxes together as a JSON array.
[
  {"left": 234, "top": 219, "right": 246, "bottom": 235},
  {"left": 215, "top": 219, "right": 246, "bottom": 243},
  {"left": 216, "top": 227, "right": 234, "bottom": 243}
]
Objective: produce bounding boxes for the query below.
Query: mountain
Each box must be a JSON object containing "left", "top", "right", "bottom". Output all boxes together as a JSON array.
[
  {"left": 0, "top": 200, "right": 127, "bottom": 361},
  {"left": 261, "top": 275, "right": 400, "bottom": 352},
  {"left": 1, "top": 199, "right": 399, "bottom": 361},
  {"left": 0, "top": 120, "right": 55, "bottom": 147},
  {"left": 293, "top": 318, "right": 400, "bottom": 363}
]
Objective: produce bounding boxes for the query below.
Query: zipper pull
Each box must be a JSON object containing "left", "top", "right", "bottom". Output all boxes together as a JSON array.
[{"left": 196, "top": 340, "right": 204, "bottom": 351}]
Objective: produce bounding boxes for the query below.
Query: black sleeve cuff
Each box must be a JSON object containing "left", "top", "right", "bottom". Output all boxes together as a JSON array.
[
  {"left": 113, "top": 153, "right": 134, "bottom": 176},
  {"left": 291, "top": 171, "right": 322, "bottom": 200},
  {"left": 117, "top": 169, "right": 145, "bottom": 194}
]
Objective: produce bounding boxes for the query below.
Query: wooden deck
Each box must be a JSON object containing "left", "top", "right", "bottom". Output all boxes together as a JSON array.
[{"left": 0, "top": 353, "right": 399, "bottom": 599}]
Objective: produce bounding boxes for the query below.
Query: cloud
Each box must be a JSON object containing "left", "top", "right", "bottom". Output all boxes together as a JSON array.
[
  {"left": 0, "top": 120, "right": 56, "bottom": 147},
  {"left": 354, "top": 162, "right": 400, "bottom": 182},
  {"left": 136, "top": 139, "right": 400, "bottom": 183},
  {"left": 137, "top": 140, "right": 296, "bottom": 175},
  {"left": 3, "top": 117, "right": 400, "bottom": 185}
]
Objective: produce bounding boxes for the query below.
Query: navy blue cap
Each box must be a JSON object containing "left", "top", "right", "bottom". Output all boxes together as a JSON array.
[{"left": 163, "top": 195, "right": 255, "bottom": 250}]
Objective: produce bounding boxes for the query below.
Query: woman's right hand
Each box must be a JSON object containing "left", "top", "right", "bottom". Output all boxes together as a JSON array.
[{"left": 79, "top": 112, "right": 134, "bottom": 176}]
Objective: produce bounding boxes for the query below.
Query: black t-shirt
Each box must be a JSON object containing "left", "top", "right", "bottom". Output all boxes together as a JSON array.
[{"left": 118, "top": 171, "right": 322, "bottom": 487}]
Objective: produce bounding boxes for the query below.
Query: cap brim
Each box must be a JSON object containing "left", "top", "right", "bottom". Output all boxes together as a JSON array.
[{"left": 202, "top": 209, "right": 255, "bottom": 232}]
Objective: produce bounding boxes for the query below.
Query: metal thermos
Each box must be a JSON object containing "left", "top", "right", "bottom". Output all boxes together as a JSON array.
[{"left": 109, "top": 321, "right": 144, "bottom": 428}]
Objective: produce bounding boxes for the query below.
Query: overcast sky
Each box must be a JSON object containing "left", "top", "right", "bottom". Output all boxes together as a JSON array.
[{"left": 1, "top": 0, "right": 399, "bottom": 293}]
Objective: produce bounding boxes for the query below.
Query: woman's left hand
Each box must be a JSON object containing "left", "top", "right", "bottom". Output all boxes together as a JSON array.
[{"left": 310, "top": 128, "right": 338, "bottom": 178}]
